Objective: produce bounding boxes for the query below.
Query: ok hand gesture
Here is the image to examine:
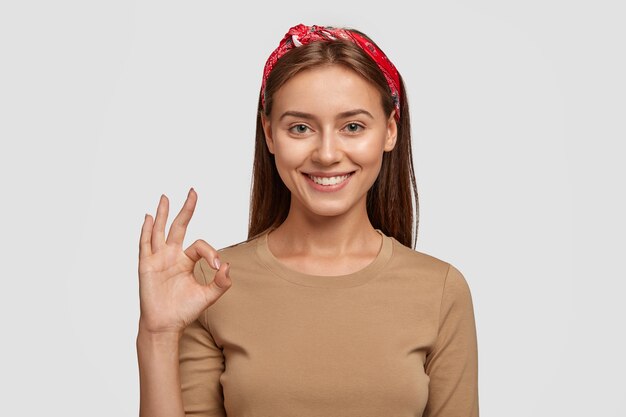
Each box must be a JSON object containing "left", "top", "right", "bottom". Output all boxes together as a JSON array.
[{"left": 137, "top": 188, "right": 232, "bottom": 336}]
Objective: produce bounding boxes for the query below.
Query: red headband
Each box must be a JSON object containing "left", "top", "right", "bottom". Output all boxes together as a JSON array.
[{"left": 261, "top": 24, "right": 401, "bottom": 121}]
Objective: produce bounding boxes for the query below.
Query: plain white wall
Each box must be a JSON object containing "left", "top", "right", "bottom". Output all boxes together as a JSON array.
[{"left": 1, "top": 0, "right": 624, "bottom": 415}]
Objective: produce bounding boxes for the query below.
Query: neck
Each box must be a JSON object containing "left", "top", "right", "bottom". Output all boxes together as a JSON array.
[{"left": 268, "top": 197, "right": 380, "bottom": 257}]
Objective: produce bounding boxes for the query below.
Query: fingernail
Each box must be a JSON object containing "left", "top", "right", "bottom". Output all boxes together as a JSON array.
[
  {"left": 188, "top": 187, "right": 194, "bottom": 196},
  {"left": 213, "top": 258, "right": 221, "bottom": 270}
]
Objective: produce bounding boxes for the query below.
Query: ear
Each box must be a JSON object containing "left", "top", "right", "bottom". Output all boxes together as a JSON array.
[
  {"left": 383, "top": 110, "right": 398, "bottom": 152},
  {"left": 261, "top": 113, "right": 275, "bottom": 155}
]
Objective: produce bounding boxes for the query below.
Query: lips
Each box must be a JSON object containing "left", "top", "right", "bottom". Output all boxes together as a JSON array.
[
  {"left": 308, "top": 174, "right": 351, "bottom": 185},
  {"left": 304, "top": 171, "right": 355, "bottom": 186},
  {"left": 300, "top": 171, "right": 356, "bottom": 192}
]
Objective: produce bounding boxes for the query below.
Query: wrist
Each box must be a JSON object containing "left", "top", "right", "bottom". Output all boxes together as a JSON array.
[{"left": 137, "top": 322, "right": 183, "bottom": 345}]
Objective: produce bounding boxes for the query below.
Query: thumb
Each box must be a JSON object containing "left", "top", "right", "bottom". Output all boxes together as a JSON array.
[{"left": 202, "top": 262, "right": 232, "bottom": 304}]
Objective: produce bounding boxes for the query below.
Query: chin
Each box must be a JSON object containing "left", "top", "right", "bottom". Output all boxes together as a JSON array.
[{"left": 300, "top": 200, "right": 360, "bottom": 218}]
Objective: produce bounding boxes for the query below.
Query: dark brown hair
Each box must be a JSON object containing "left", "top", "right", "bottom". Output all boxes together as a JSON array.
[{"left": 247, "top": 29, "right": 419, "bottom": 249}]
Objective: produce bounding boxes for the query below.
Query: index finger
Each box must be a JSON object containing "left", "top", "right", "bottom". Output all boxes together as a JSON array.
[{"left": 184, "top": 239, "right": 221, "bottom": 270}]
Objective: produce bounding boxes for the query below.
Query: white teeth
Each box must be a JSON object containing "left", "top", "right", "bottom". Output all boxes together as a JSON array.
[{"left": 308, "top": 174, "right": 351, "bottom": 186}]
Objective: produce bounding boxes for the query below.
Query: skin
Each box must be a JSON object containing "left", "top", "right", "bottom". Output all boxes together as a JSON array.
[
  {"left": 135, "top": 63, "right": 397, "bottom": 417},
  {"left": 136, "top": 189, "right": 231, "bottom": 417},
  {"left": 262, "top": 64, "right": 397, "bottom": 275}
]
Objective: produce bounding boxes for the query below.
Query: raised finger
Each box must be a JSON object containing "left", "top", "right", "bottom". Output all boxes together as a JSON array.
[
  {"left": 151, "top": 194, "right": 169, "bottom": 251},
  {"left": 139, "top": 213, "right": 154, "bottom": 259},
  {"left": 166, "top": 187, "right": 197, "bottom": 247},
  {"left": 184, "top": 239, "right": 222, "bottom": 271}
]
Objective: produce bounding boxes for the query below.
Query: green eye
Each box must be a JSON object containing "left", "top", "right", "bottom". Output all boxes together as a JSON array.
[
  {"left": 290, "top": 124, "right": 310, "bottom": 134},
  {"left": 345, "top": 123, "right": 364, "bottom": 133}
]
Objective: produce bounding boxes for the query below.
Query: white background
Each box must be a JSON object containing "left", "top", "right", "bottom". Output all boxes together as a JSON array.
[{"left": 1, "top": 0, "right": 624, "bottom": 415}]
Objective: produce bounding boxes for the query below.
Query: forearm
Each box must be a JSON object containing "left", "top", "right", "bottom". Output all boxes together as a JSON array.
[{"left": 137, "top": 329, "right": 185, "bottom": 417}]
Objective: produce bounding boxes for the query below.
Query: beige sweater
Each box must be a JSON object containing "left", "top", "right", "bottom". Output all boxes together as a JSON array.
[{"left": 179, "top": 229, "right": 479, "bottom": 416}]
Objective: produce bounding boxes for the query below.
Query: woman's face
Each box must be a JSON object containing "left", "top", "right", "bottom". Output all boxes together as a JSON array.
[{"left": 262, "top": 64, "right": 397, "bottom": 219}]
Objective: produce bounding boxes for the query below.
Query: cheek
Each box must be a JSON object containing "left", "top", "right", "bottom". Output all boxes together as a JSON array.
[
  {"left": 272, "top": 141, "right": 308, "bottom": 186},
  {"left": 273, "top": 136, "right": 311, "bottom": 165},
  {"left": 351, "top": 140, "right": 387, "bottom": 167}
]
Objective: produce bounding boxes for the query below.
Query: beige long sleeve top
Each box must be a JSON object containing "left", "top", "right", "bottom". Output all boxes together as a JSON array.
[{"left": 179, "top": 229, "right": 479, "bottom": 416}]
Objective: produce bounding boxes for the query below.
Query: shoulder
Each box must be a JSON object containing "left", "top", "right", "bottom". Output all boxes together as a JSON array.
[
  {"left": 217, "top": 235, "right": 260, "bottom": 258},
  {"left": 192, "top": 234, "right": 263, "bottom": 284},
  {"left": 388, "top": 237, "right": 470, "bottom": 291},
  {"left": 388, "top": 237, "right": 451, "bottom": 277}
]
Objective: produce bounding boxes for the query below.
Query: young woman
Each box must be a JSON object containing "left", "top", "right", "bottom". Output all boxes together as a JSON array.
[{"left": 137, "top": 24, "right": 479, "bottom": 417}]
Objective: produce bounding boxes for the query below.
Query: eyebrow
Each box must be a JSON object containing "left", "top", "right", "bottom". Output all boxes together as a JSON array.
[{"left": 278, "top": 109, "right": 374, "bottom": 121}]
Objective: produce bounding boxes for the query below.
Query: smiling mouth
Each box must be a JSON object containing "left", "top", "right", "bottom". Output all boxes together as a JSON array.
[{"left": 304, "top": 172, "right": 355, "bottom": 186}]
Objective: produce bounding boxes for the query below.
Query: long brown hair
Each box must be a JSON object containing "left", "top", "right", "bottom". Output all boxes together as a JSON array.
[{"left": 247, "top": 28, "right": 419, "bottom": 249}]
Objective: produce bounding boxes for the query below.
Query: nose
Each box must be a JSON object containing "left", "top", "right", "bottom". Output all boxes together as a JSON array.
[{"left": 311, "top": 130, "right": 343, "bottom": 166}]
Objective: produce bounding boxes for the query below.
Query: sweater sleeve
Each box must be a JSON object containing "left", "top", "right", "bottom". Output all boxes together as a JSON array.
[
  {"left": 423, "top": 264, "right": 479, "bottom": 417},
  {"left": 178, "top": 260, "right": 226, "bottom": 417}
]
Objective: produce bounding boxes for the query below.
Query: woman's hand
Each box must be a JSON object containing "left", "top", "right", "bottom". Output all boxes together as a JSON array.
[{"left": 137, "top": 188, "right": 232, "bottom": 336}]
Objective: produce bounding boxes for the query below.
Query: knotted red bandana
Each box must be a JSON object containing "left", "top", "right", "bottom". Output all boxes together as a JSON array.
[{"left": 261, "top": 24, "right": 401, "bottom": 121}]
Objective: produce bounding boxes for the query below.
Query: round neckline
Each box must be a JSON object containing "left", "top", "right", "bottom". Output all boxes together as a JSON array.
[{"left": 255, "top": 228, "right": 393, "bottom": 288}]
